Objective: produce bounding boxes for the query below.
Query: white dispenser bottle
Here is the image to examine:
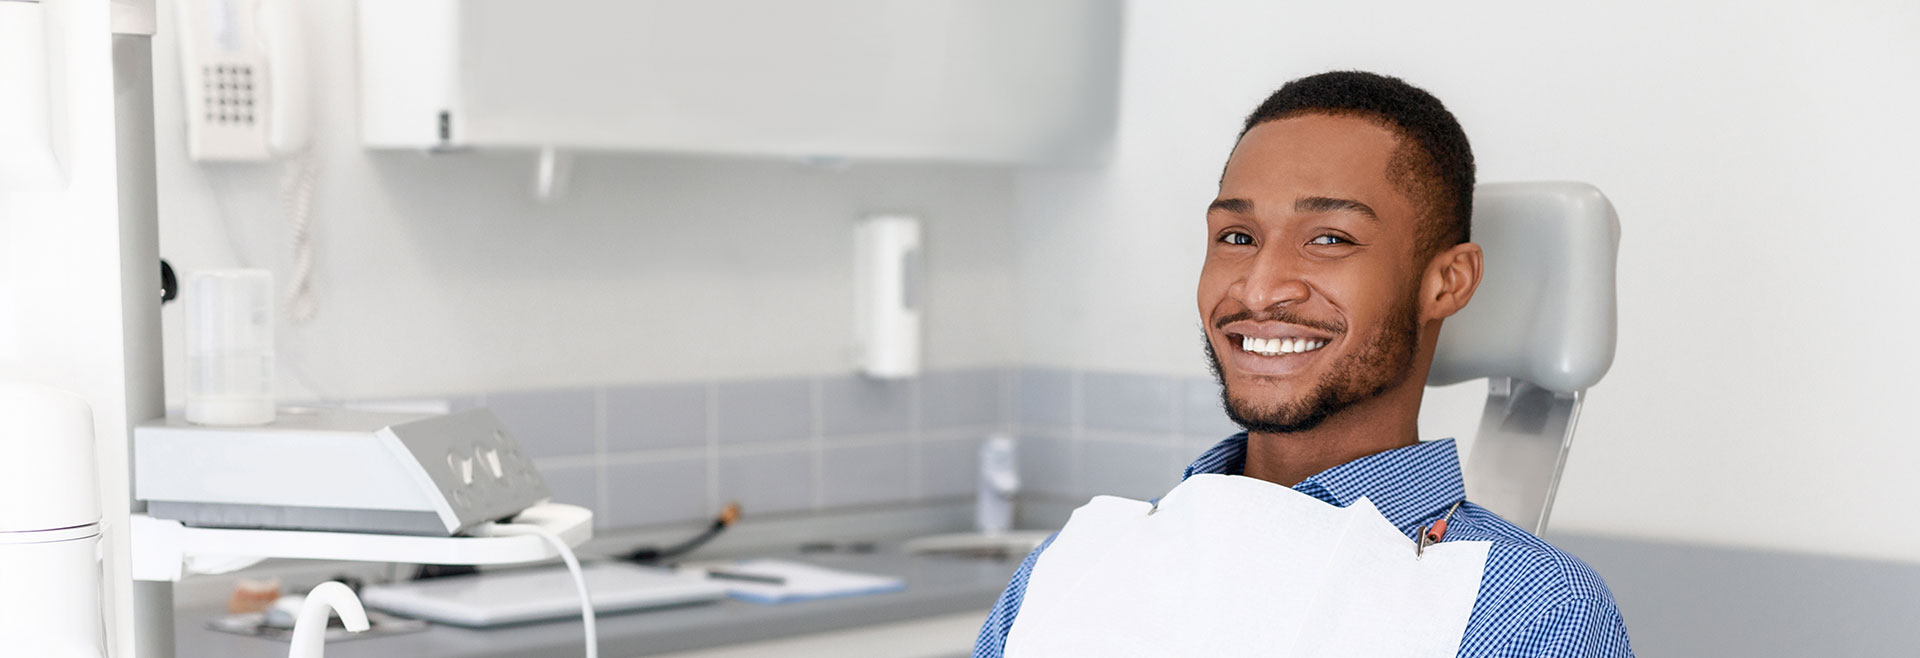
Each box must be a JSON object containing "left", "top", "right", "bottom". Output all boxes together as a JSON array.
[
  {"left": 0, "top": 382, "right": 109, "bottom": 658},
  {"left": 853, "top": 215, "right": 923, "bottom": 379}
]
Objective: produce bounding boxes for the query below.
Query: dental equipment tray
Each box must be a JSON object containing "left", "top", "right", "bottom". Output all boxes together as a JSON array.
[
  {"left": 135, "top": 407, "right": 551, "bottom": 537},
  {"left": 359, "top": 563, "right": 729, "bottom": 627}
]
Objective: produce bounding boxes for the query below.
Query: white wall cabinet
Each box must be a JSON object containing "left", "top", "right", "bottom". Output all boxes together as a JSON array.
[{"left": 359, "top": 0, "right": 1121, "bottom": 165}]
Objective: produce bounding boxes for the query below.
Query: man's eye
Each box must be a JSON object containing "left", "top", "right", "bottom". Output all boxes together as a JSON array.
[
  {"left": 1308, "top": 234, "right": 1349, "bottom": 246},
  {"left": 1221, "top": 232, "right": 1254, "bottom": 246}
]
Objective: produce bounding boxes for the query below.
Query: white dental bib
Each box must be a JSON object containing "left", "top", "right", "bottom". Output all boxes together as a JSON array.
[{"left": 1005, "top": 474, "right": 1490, "bottom": 657}]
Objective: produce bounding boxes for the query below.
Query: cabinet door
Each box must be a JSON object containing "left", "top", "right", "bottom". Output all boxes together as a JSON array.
[{"left": 365, "top": 0, "right": 1120, "bottom": 164}]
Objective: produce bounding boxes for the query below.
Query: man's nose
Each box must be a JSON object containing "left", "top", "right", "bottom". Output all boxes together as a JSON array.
[{"left": 1235, "top": 248, "right": 1311, "bottom": 311}]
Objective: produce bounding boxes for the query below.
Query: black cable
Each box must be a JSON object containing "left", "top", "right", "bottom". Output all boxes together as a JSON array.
[
  {"left": 410, "top": 564, "right": 479, "bottom": 581},
  {"left": 159, "top": 259, "right": 178, "bottom": 304},
  {"left": 622, "top": 501, "right": 741, "bottom": 564}
]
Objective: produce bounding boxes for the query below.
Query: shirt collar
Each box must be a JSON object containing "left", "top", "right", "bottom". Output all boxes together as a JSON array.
[{"left": 1182, "top": 434, "right": 1466, "bottom": 538}]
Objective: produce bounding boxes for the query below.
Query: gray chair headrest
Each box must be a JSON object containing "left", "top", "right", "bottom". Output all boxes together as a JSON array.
[{"left": 1427, "top": 182, "right": 1620, "bottom": 393}]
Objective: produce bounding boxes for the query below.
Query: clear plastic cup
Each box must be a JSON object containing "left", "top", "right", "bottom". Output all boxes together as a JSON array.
[{"left": 184, "top": 269, "right": 275, "bottom": 426}]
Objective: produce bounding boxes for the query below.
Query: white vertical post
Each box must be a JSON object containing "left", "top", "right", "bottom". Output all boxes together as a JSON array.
[{"left": 3, "top": 1, "right": 169, "bottom": 656}]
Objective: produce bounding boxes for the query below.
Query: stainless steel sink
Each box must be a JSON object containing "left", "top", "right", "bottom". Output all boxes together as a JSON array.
[{"left": 903, "top": 531, "right": 1052, "bottom": 562}]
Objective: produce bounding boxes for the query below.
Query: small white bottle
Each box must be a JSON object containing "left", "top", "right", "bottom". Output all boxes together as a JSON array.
[
  {"left": 184, "top": 269, "right": 276, "bottom": 426},
  {"left": 976, "top": 434, "right": 1020, "bottom": 535}
]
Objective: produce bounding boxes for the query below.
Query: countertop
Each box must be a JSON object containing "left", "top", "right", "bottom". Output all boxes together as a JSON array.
[{"left": 174, "top": 543, "right": 1021, "bottom": 658}]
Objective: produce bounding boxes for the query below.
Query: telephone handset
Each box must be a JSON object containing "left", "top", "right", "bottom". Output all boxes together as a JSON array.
[{"left": 177, "top": 0, "right": 309, "bottom": 161}]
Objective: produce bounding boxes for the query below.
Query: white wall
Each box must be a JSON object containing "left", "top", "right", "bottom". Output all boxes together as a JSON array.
[
  {"left": 152, "top": 1, "right": 1022, "bottom": 402},
  {"left": 1014, "top": 0, "right": 1920, "bottom": 564},
  {"left": 147, "top": 0, "right": 1920, "bottom": 564}
]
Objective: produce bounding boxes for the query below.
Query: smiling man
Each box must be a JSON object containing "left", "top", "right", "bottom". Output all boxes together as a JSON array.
[{"left": 973, "top": 72, "right": 1631, "bottom": 657}]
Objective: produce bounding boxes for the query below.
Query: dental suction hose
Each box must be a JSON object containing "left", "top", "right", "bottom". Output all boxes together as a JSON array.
[
  {"left": 0, "top": 381, "right": 109, "bottom": 657},
  {"left": 285, "top": 582, "right": 370, "bottom": 658},
  {"left": 476, "top": 520, "right": 598, "bottom": 658}
]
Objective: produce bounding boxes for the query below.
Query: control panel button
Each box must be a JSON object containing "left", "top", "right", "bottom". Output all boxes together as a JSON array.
[{"left": 484, "top": 449, "right": 504, "bottom": 478}]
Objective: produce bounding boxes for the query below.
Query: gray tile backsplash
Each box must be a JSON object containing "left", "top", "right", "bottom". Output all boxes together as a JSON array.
[
  {"left": 537, "top": 463, "right": 600, "bottom": 523},
  {"left": 1082, "top": 371, "right": 1180, "bottom": 434},
  {"left": 490, "top": 388, "right": 598, "bottom": 459},
  {"left": 1017, "top": 435, "right": 1076, "bottom": 499},
  {"left": 919, "top": 435, "right": 984, "bottom": 500},
  {"left": 1078, "top": 437, "right": 1181, "bottom": 501},
  {"left": 1182, "top": 376, "right": 1243, "bottom": 438},
  {"left": 717, "top": 449, "right": 816, "bottom": 516},
  {"left": 1016, "top": 368, "right": 1074, "bottom": 428},
  {"left": 1007, "top": 368, "right": 1245, "bottom": 507},
  {"left": 423, "top": 367, "right": 1222, "bottom": 532},
  {"left": 819, "top": 375, "right": 912, "bottom": 437},
  {"left": 715, "top": 378, "right": 813, "bottom": 445},
  {"left": 819, "top": 441, "right": 914, "bottom": 507},
  {"left": 605, "top": 382, "right": 710, "bottom": 452},
  {"left": 604, "top": 458, "right": 711, "bottom": 528},
  {"left": 920, "top": 369, "right": 1003, "bottom": 428}
]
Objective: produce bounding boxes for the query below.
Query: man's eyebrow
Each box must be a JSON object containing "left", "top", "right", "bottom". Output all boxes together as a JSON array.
[
  {"left": 1208, "top": 198, "right": 1253, "bottom": 214},
  {"left": 1295, "top": 196, "right": 1379, "bottom": 222}
]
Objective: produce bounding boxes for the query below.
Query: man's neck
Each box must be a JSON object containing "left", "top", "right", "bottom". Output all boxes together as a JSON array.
[{"left": 1241, "top": 387, "right": 1423, "bottom": 487}]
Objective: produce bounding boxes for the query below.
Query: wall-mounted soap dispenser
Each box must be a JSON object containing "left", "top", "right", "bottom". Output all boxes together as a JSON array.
[{"left": 853, "top": 215, "right": 922, "bottom": 379}]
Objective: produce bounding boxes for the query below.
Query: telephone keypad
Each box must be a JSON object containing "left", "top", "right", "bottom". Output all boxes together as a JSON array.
[{"left": 202, "top": 63, "right": 258, "bottom": 126}]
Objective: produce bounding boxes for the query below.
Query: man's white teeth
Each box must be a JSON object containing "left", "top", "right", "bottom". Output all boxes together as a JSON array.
[{"left": 1239, "top": 335, "right": 1327, "bottom": 356}]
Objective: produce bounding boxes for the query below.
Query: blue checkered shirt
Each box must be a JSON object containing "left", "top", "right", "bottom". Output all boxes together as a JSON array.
[{"left": 973, "top": 435, "right": 1632, "bottom": 657}]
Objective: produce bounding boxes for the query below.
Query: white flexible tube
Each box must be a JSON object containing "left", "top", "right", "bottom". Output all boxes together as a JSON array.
[
  {"left": 287, "top": 581, "right": 369, "bottom": 658},
  {"left": 482, "top": 523, "right": 597, "bottom": 658}
]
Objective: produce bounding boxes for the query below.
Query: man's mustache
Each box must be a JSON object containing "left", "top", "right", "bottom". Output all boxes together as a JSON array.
[{"left": 1212, "top": 307, "right": 1347, "bottom": 335}]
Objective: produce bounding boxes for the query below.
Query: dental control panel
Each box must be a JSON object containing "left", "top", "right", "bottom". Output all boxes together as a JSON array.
[{"left": 135, "top": 408, "right": 551, "bottom": 536}]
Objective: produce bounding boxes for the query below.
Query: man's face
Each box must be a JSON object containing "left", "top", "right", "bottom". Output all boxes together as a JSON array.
[{"left": 1200, "top": 114, "right": 1428, "bottom": 433}]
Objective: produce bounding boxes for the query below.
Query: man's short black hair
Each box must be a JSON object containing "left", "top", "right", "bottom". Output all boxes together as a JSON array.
[{"left": 1240, "top": 71, "right": 1475, "bottom": 259}]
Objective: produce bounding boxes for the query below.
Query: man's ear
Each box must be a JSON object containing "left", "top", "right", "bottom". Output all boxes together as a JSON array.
[{"left": 1420, "top": 242, "right": 1483, "bottom": 322}]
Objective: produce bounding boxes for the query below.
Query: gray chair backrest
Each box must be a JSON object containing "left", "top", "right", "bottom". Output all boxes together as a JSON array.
[
  {"left": 1429, "top": 182, "right": 1620, "bottom": 533},
  {"left": 1430, "top": 182, "right": 1620, "bottom": 392}
]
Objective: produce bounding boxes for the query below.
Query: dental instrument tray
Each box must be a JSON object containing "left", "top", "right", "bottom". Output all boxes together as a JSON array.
[{"left": 135, "top": 407, "right": 551, "bottom": 537}]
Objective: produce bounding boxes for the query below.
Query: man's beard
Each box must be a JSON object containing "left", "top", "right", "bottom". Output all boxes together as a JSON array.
[{"left": 1204, "top": 291, "right": 1422, "bottom": 434}]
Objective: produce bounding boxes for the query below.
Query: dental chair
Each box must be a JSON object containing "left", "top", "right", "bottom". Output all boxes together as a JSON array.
[{"left": 1427, "top": 182, "right": 1620, "bottom": 534}]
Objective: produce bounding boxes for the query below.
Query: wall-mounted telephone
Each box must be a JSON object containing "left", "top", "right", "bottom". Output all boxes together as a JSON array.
[
  {"left": 176, "top": 0, "right": 309, "bottom": 161},
  {"left": 176, "top": 0, "right": 322, "bottom": 324}
]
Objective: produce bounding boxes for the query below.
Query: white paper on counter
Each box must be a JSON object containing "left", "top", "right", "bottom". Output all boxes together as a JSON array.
[
  {"left": 1005, "top": 474, "right": 1490, "bottom": 657},
  {"left": 696, "top": 558, "right": 904, "bottom": 605}
]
